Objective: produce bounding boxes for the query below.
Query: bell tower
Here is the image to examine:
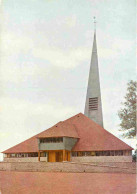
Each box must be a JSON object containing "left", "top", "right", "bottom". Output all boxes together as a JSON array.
[{"left": 84, "top": 18, "right": 103, "bottom": 127}]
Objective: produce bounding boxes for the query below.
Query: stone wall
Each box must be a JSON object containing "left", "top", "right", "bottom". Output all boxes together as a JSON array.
[
  {"left": 3, "top": 156, "right": 132, "bottom": 163},
  {"left": 0, "top": 161, "right": 135, "bottom": 174},
  {"left": 71, "top": 156, "right": 132, "bottom": 163},
  {"left": 86, "top": 162, "right": 136, "bottom": 169},
  {"left": 40, "top": 157, "right": 47, "bottom": 162},
  {"left": 0, "top": 162, "right": 11, "bottom": 171},
  {"left": 4, "top": 157, "right": 47, "bottom": 162}
]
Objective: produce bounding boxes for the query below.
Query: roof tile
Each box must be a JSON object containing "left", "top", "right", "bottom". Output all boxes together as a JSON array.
[{"left": 2, "top": 113, "right": 133, "bottom": 153}]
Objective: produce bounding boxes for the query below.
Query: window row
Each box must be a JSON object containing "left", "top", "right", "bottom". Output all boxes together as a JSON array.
[
  {"left": 4, "top": 152, "right": 46, "bottom": 158},
  {"left": 40, "top": 137, "right": 63, "bottom": 143},
  {"left": 72, "top": 150, "right": 131, "bottom": 157}
]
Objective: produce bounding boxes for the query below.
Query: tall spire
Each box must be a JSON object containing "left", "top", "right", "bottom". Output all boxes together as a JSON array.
[
  {"left": 84, "top": 18, "right": 104, "bottom": 127},
  {"left": 93, "top": 16, "right": 96, "bottom": 32}
]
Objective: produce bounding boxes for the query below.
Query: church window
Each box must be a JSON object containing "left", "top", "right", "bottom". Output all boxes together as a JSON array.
[
  {"left": 123, "top": 150, "right": 126, "bottom": 155},
  {"left": 10, "top": 154, "right": 16, "bottom": 157},
  {"left": 11, "top": 153, "right": 38, "bottom": 158},
  {"left": 71, "top": 150, "right": 128, "bottom": 157},
  {"left": 82, "top": 152, "right": 87, "bottom": 156},
  {"left": 89, "top": 97, "right": 98, "bottom": 111},
  {"left": 72, "top": 152, "right": 77, "bottom": 157},
  {"left": 91, "top": 151, "right": 95, "bottom": 156},
  {"left": 118, "top": 151, "right": 123, "bottom": 155},
  {"left": 40, "top": 137, "right": 63, "bottom": 143},
  {"left": 114, "top": 151, "right": 119, "bottom": 156},
  {"left": 78, "top": 152, "right": 82, "bottom": 156},
  {"left": 99, "top": 151, "right": 103, "bottom": 156},
  {"left": 124, "top": 150, "right": 131, "bottom": 156},
  {"left": 110, "top": 151, "right": 114, "bottom": 156},
  {"left": 86, "top": 152, "right": 91, "bottom": 156},
  {"left": 40, "top": 152, "right": 47, "bottom": 157}
]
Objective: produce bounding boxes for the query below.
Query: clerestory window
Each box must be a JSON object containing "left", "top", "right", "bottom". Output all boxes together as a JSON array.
[{"left": 40, "top": 137, "right": 63, "bottom": 143}]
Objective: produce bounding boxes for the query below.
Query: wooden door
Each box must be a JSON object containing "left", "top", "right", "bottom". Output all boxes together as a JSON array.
[
  {"left": 48, "top": 152, "right": 56, "bottom": 162},
  {"left": 56, "top": 152, "right": 63, "bottom": 162},
  {"left": 66, "top": 151, "right": 70, "bottom": 161}
]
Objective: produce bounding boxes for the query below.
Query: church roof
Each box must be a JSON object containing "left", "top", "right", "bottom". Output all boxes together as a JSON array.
[
  {"left": 2, "top": 113, "right": 133, "bottom": 153},
  {"left": 2, "top": 135, "right": 39, "bottom": 153},
  {"left": 37, "top": 122, "right": 79, "bottom": 139},
  {"left": 65, "top": 113, "right": 133, "bottom": 151}
]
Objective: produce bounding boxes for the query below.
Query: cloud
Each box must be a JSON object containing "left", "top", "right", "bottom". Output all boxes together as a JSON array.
[
  {"left": 32, "top": 47, "right": 90, "bottom": 69},
  {"left": 98, "top": 35, "right": 133, "bottom": 60},
  {"left": 0, "top": 97, "right": 77, "bottom": 131},
  {"left": 0, "top": 96, "right": 77, "bottom": 159},
  {"left": 1, "top": 31, "right": 34, "bottom": 56},
  {"left": 63, "top": 15, "right": 77, "bottom": 28},
  {"left": 56, "top": 15, "right": 77, "bottom": 28}
]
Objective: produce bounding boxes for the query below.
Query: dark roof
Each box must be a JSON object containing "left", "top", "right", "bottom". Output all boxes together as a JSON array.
[{"left": 2, "top": 113, "right": 133, "bottom": 153}]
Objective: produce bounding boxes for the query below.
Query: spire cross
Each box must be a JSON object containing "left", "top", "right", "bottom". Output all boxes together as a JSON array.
[{"left": 93, "top": 16, "right": 96, "bottom": 31}]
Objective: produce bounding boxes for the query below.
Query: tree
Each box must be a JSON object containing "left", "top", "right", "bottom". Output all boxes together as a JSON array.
[
  {"left": 132, "top": 148, "right": 136, "bottom": 162},
  {"left": 118, "top": 80, "right": 136, "bottom": 138}
]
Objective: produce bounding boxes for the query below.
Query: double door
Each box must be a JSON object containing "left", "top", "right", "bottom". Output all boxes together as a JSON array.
[
  {"left": 48, "top": 151, "right": 63, "bottom": 162},
  {"left": 56, "top": 151, "right": 63, "bottom": 162},
  {"left": 48, "top": 150, "right": 70, "bottom": 162}
]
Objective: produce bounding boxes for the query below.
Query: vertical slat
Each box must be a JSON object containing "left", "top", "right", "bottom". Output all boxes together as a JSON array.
[
  {"left": 63, "top": 150, "right": 66, "bottom": 161},
  {"left": 38, "top": 151, "right": 40, "bottom": 162}
]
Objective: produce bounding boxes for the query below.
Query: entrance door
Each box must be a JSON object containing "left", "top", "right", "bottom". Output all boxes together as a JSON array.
[
  {"left": 56, "top": 151, "right": 63, "bottom": 162},
  {"left": 48, "top": 151, "right": 70, "bottom": 162},
  {"left": 48, "top": 152, "right": 56, "bottom": 162}
]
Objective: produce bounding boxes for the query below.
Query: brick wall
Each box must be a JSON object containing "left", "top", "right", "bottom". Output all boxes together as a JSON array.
[{"left": 71, "top": 156, "right": 132, "bottom": 163}]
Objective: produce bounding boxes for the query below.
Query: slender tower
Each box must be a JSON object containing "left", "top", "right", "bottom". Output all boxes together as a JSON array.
[{"left": 84, "top": 17, "right": 103, "bottom": 127}]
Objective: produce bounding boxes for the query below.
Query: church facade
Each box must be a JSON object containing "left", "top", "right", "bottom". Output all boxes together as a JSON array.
[{"left": 2, "top": 30, "right": 133, "bottom": 163}]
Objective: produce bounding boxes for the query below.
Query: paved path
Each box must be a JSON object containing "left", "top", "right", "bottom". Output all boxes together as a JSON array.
[{"left": 0, "top": 171, "right": 136, "bottom": 194}]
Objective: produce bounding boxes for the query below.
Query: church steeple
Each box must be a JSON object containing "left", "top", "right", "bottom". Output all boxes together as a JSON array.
[{"left": 84, "top": 19, "right": 104, "bottom": 127}]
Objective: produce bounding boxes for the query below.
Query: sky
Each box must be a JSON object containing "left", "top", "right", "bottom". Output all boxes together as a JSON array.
[{"left": 0, "top": 0, "right": 136, "bottom": 160}]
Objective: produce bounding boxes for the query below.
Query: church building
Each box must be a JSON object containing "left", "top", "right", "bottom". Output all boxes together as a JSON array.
[{"left": 2, "top": 29, "right": 133, "bottom": 163}]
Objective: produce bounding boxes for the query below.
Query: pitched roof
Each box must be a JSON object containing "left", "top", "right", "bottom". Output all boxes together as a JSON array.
[
  {"left": 65, "top": 113, "right": 133, "bottom": 151},
  {"left": 37, "top": 122, "right": 79, "bottom": 138},
  {"left": 2, "top": 121, "right": 79, "bottom": 154},
  {"left": 2, "top": 135, "right": 39, "bottom": 153},
  {"left": 2, "top": 113, "right": 133, "bottom": 153}
]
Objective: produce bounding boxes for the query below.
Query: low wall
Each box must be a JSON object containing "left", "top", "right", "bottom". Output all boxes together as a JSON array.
[
  {"left": 71, "top": 156, "right": 132, "bottom": 163},
  {"left": 40, "top": 157, "right": 47, "bottom": 162},
  {"left": 0, "top": 162, "right": 11, "bottom": 171},
  {"left": 0, "top": 161, "right": 135, "bottom": 174},
  {"left": 85, "top": 162, "right": 136, "bottom": 169},
  {"left": 4, "top": 157, "right": 47, "bottom": 162},
  {"left": 3, "top": 156, "right": 132, "bottom": 163}
]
